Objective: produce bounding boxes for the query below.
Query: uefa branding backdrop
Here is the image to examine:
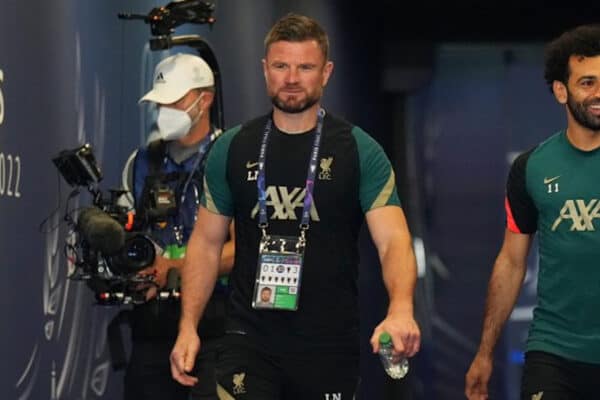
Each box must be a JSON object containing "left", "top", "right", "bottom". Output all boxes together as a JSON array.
[
  {"left": 0, "top": 1, "right": 209, "bottom": 398},
  {"left": 3, "top": 2, "right": 130, "bottom": 398}
]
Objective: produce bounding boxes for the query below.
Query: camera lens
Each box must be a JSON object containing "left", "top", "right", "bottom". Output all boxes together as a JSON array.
[{"left": 109, "top": 234, "right": 156, "bottom": 274}]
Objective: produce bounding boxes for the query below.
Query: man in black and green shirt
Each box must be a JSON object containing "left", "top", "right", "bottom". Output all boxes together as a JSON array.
[
  {"left": 169, "top": 13, "right": 421, "bottom": 399},
  {"left": 466, "top": 24, "right": 600, "bottom": 400}
]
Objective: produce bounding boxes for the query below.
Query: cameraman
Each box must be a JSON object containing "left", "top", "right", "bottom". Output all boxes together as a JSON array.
[{"left": 123, "top": 53, "right": 233, "bottom": 400}]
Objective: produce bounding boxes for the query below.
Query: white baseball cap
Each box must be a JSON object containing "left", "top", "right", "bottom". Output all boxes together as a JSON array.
[{"left": 139, "top": 53, "right": 214, "bottom": 104}]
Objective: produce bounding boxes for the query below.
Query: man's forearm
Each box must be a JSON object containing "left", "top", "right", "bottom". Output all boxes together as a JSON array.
[
  {"left": 179, "top": 235, "right": 221, "bottom": 331},
  {"left": 218, "top": 239, "right": 235, "bottom": 275},
  {"left": 381, "top": 239, "right": 417, "bottom": 315},
  {"left": 478, "top": 255, "right": 526, "bottom": 357}
]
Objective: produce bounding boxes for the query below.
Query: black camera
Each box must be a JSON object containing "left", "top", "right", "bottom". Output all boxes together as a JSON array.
[
  {"left": 52, "top": 143, "right": 102, "bottom": 187},
  {"left": 53, "top": 144, "right": 159, "bottom": 305},
  {"left": 146, "top": 183, "right": 178, "bottom": 223},
  {"left": 118, "top": 0, "right": 215, "bottom": 37}
]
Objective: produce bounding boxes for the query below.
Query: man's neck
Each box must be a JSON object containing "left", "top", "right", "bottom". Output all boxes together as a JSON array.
[
  {"left": 566, "top": 114, "right": 600, "bottom": 151},
  {"left": 178, "top": 117, "right": 211, "bottom": 147},
  {"left": 272, "top": 103, "right": 321, "bottom": 134}
]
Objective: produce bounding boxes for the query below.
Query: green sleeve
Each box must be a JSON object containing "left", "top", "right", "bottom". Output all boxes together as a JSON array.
[
  {"left": 201, "top": 125, "right": 241, "bottom": 216},
  {"left": 352, "top": 126, "right": 401, "bottom": 213}
]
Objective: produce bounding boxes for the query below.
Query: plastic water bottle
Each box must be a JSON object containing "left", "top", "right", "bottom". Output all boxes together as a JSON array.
[{"left": 378, "top": 332, "right": 409, "bottom": 379}]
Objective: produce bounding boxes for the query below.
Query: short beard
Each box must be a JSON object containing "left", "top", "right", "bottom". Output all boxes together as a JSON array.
[
  {"left": 271, "top": 94, "right": 319, "bottom": 114},
  {"left": 567, "top": 93, "right": 600, "bottom": 131}
]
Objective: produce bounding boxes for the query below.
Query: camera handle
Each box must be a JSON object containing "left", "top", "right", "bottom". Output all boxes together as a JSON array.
[{"left": 118, "top": 2, "right": 224, "bottom": 129}]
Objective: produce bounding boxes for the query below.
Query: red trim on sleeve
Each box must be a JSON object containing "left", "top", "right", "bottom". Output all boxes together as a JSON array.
[{"left": 505, "top": 196, "right": 521, "bottom": 233}]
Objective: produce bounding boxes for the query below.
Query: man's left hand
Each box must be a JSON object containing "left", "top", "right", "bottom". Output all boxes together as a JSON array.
[{"left": 369, "top": 313, "right": 421, "bottom": 357}]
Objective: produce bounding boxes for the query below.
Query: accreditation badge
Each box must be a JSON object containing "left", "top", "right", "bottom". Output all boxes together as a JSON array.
[
  {"left": 252, "top": 235, "right": 305, "bottom": 311},
  {"left": 164, "top": 244, "right": 186, "bottom": 259}
]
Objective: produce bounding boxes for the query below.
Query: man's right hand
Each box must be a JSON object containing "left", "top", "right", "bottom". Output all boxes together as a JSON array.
[
  {"left": 136, "top": 255, "right": 180, "bottom": 301},
  {"left": 170, "top": 327, "right": 201, "bottom": 386},
  {"left": 465, "top": 353, "right": 493, "bottom": 400}
]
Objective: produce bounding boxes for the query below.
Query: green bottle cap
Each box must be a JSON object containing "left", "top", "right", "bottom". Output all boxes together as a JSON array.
[{"left": 379, "top": 332, "right": 392, "bottom": 345}]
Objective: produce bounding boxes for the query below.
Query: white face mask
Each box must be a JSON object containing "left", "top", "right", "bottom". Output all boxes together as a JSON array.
[{"left": 156, "top": 94, "right": 203, "bottom": 141}]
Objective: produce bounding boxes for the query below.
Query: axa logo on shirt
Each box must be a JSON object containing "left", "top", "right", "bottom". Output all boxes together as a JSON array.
[
  {"left": 251, "top": 185, "right": 320, "bottom": 221},
  {"left": 552, "top": 199, "right": 600, "bottom": 231}
]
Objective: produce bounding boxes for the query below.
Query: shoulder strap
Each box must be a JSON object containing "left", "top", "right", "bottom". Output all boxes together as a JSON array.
[
  {"left": 137, "top": 139, "right": 169, "bottom": 218},
  {"left": 146, "top": 139, "right": 167, "bottom": 176}
]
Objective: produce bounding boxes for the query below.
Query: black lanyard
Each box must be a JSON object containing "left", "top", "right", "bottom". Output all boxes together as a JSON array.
[{"left": 257, "top": 108, "right": 326, "bottom": 236}]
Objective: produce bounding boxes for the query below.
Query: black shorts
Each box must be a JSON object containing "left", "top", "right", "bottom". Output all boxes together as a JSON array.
[
  {"left": 124, "top": 337, "right": 221, "bottom": 400},
  {"left": 521, "top": 350, "right": 600, "bottom": 400},
  {"left": 216, "top": 333, "right": 359, "bottom": 400}
]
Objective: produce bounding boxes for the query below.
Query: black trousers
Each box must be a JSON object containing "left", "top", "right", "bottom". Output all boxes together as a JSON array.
[
  {"left": 216, "top": 333, "right": 359, "bottom": 400},
  {"left": 124, "top": 337, "right": 220, "bottom": 400},
  {"left": 521, "top": 350, "right": 600, "bottom": 400}
]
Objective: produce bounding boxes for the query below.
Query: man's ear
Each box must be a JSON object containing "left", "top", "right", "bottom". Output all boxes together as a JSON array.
[
  {"left": 553, "top": 81, "right": 568, "bottom": 104},
  {"left": 202, "top": 90, "right": 215, "bottom": 109},
  {"left": 262, "top": 58, "right": 268, "bottom": 83},
  {"left": 321, "top": 60, "right": 334, "bottom": 88}
]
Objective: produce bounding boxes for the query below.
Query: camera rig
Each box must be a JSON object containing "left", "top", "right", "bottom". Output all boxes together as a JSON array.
[
  {"left": 118, "top": 0, "right": 225, "bottom": 130},
  {"left": 48, "top": 1, "right": 225, "bottom": 305},
  {"left": 52, "top": 144, "right": 179, "bottom": 305}
]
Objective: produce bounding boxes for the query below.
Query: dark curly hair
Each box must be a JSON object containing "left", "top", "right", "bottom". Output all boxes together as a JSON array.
[
  {"left": 544, "top": 24, "right": 600, "bottom": 92},
  {"left": 264, "top": 13, "right": 329, "bottom": 60}
]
